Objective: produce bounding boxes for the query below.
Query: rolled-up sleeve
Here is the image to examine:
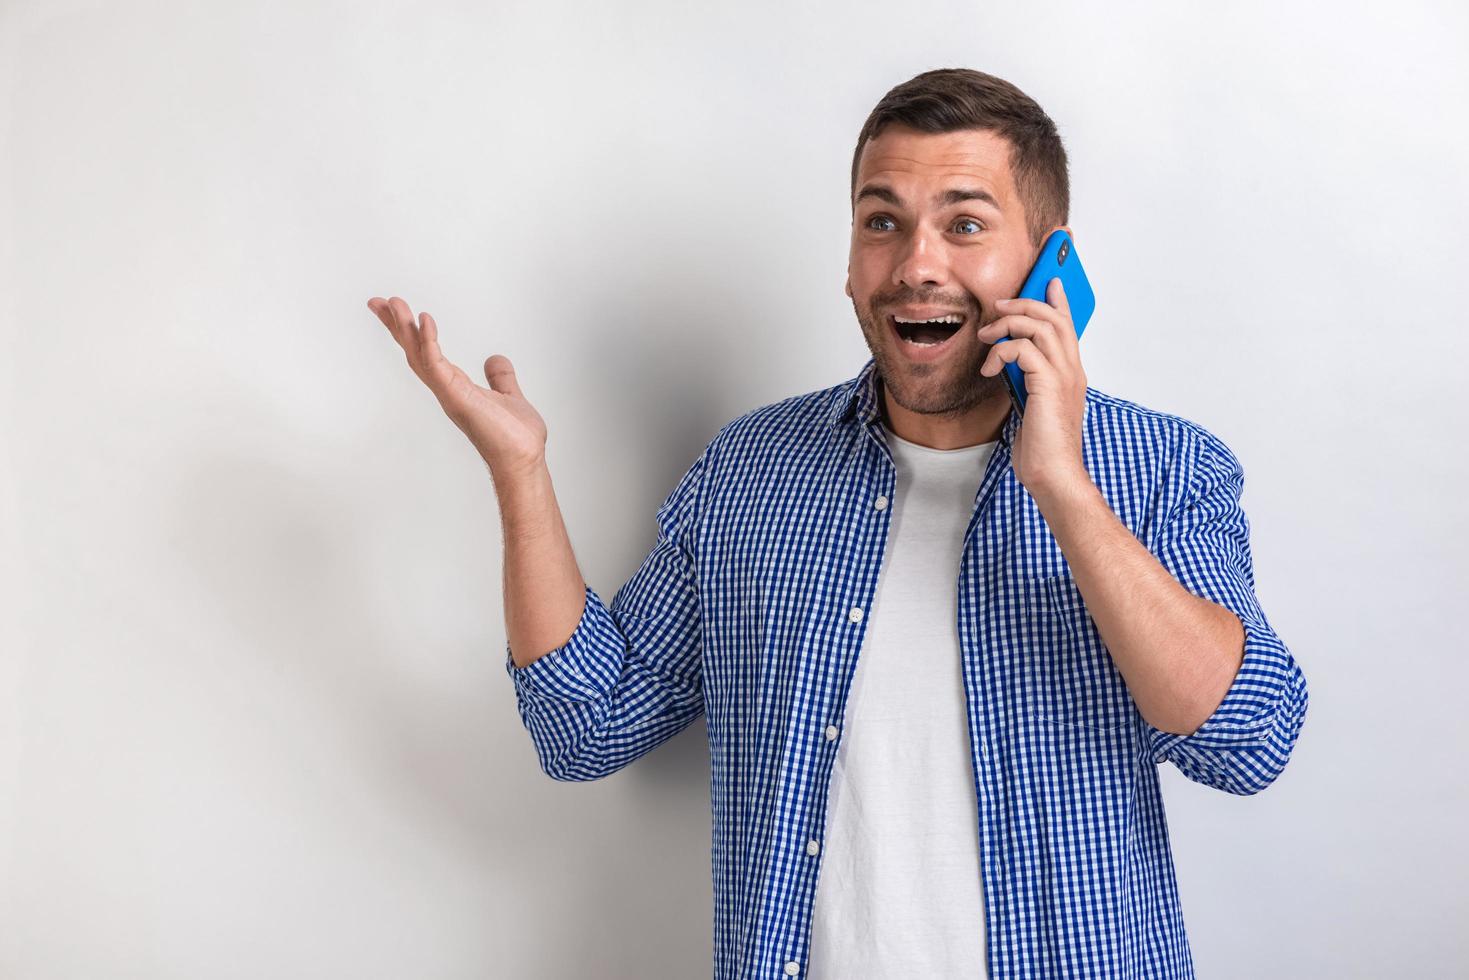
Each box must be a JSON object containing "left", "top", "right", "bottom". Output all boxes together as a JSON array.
[
  {"left": 1143, "top": 429, "right": 1309, "bottom": 796},
  {"left": 504, "top": 445, "right": 710, "bottom": 782}
]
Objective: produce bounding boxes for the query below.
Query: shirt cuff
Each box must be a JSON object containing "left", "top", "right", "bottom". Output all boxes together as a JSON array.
[
  {"left": 1151, "top": 612, "right": 1302, "bottom": 753},
  {"left": 504, "top": 584, "right": 626, "bottom": 704}
]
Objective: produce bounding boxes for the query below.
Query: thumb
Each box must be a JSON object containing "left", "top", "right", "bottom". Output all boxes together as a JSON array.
[{"left": 483, "top": 354, "right": 524, "bottom": 398}]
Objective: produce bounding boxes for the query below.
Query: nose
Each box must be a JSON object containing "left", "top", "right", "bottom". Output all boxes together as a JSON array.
[{"left": 891, "top": 226, "right": 949, "bottom": 290}]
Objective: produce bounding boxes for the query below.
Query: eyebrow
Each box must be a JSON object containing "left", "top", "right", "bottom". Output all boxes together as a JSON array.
[{"left": 854, "top": 184, "right": 1001, "bottom": 212}]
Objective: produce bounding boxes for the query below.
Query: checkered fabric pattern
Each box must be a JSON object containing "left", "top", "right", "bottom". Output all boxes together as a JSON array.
[{"left": 505, "top": 356, "right": 1309, "bottom": 979}]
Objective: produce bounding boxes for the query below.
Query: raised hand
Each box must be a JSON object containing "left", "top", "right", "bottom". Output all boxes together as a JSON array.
[{"left": 368, "top": 296, "right": 548, "bottom": 477}]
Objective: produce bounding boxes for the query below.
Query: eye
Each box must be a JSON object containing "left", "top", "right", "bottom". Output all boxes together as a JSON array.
[{"left": 863, "top": 214, "right": 984, "bottom": 235}]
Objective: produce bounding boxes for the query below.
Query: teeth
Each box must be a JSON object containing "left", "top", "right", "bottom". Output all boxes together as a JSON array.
[{"left": 894, "top": 314, "right": 964, "bottom": 324}]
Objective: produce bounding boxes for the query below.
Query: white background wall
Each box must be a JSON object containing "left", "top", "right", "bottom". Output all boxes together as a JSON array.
[{"left": 2, "top": 0, "right": 1465, "bottom": 976}]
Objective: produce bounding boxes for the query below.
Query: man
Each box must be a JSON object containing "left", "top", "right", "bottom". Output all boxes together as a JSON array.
[{"left": 368, "top": 68, "right": 1309, "bottom": 980}]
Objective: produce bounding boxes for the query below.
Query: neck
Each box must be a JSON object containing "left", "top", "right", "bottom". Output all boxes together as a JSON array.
[{"left": 878, "top": 379, "right": 1009, "bottom": 450}]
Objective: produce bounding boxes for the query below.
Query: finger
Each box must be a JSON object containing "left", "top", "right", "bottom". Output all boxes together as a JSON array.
[
  {"left": 1047, "top": 276, "right": 1070, "bottom": 317},
  {"left": 386, "top": 297, "right": 426, "bottom": 375},
  {"left": 370, "top": 297, "right": 416, "bottom": 363},
  {"left": 977, "top": 313, "right": 1066, "bottom": 365},
  {"left": 1042, "top": 278, "right": 1078, "bottom": 355},
  {"left": 419, "top": 312, "right": 454, "bottom": 386},
  {"left": 368, "top": 297, "right": 401, "bottom": 337},
  {"left": 387, "top": 296, "right": 419, "bottom": 340},
  {"left": 979, "top": 337, "right": 1048, "bottom": 379},
  {"left": 484, "top": 354, "right": 523, "bottom": 398},
  {"left": 993, "top": 290, "right": 1077, "bottom": 356},
  {"left": 993, "top": 296, "right": 1065, "bottom": 328},
  {"left": 374, "top": 296, "right": 406, "bottom": 340}
]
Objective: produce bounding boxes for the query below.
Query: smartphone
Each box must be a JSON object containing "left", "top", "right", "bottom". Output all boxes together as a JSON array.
[{"left": 997, "top": 229, "right": 1096, "bottom": 417}]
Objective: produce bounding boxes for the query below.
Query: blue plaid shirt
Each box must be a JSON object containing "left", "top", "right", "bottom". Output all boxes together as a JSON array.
[{"left": 504, "top": 356, "right": 1309, "bottom": 979}]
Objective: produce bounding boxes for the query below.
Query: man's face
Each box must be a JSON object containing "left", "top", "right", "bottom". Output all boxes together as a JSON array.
[{"left": 846, "top": 125, "right": 1057, "bottom": 421}]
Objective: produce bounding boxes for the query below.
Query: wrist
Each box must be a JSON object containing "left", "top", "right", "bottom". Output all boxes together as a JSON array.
[
  {"left": 1029, "top": 467, "right": 1100, "bottom": 512},
  {"left": 487, "top": 452, "right": 547, "bottom": 485}
]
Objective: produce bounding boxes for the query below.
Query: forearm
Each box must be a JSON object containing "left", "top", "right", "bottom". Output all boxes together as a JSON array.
[
  {"left": 1032, "top": 477, "right": 1245, "bottom": 736},
  {"left": 490, "top": 457, "right": 588, "bottom": 669}
]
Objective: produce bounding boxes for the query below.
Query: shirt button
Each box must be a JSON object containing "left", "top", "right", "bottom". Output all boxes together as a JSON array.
[
  {"left": 874, "top": 494, "right": 888, "bottom": 510},
  {"left": 806, "top": 839, "right": 820, "bottom": 856},
  {"left": 848, "top": 606, "right": 864, "bottom": 624},
  {"left": 784, "top": 962, "right": 801, "bottom": 976},
  {"left": 824, "top": 724, "right": 839, "bottom": 741}
]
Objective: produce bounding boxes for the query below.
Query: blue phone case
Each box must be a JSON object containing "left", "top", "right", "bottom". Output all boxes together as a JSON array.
[{"left": 998, "top": 229, "right": 1095, "bottom": 417}]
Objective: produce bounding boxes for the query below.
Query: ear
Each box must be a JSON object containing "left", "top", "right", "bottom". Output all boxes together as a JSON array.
[{"left": 1056, "top": 224, "right": 1074, "bottom": 242}]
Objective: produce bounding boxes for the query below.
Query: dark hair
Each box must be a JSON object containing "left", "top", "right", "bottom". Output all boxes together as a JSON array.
[{"left": 850, "top": 68, "right": 1069, "bottom": 248}]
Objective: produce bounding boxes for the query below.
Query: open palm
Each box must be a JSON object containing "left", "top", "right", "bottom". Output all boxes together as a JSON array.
[{"left": 368, "top": 295, "right": 547, "bottom": 473}]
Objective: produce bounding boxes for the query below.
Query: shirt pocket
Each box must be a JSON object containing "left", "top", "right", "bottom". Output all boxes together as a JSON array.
[{"left": 1028, "top": 574, "right": 1136, "bottom": 732}]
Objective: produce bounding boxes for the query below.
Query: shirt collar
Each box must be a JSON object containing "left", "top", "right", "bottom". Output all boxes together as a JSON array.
[{"left": 827, "top": 356, "right": 1024, "bottom": 449}]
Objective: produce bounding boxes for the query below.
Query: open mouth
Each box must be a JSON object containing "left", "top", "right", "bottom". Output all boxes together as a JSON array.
[{"left": 889, "top": 313, "right": 967, "bottom": 355}]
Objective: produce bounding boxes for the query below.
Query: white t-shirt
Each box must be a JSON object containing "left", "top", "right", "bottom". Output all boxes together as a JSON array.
[{"left": 807, "top": 423, "right": 998, "bottom": 979}]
